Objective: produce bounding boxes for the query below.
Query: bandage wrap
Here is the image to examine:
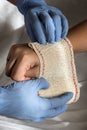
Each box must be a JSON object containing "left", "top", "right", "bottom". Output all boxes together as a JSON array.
[{"left": 28, "top": 38, "right": 80, "bottom": 103}]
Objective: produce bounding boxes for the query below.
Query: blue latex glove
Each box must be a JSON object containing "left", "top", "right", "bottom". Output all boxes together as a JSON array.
[
  {"left": 16, "top": 0, "right": 68, "bottom": 44},
  {"left": 0, "top": 78, "right": 73, "bottom": 122}
]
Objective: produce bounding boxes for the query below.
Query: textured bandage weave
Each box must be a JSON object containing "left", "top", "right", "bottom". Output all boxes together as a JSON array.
[{"left": 28, "top": 38, "right": 80, "bottom": 104}]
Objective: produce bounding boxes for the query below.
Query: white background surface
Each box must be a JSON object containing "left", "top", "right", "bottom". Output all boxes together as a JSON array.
[{"left": 0, "top": 0, "right": 87, "bottom": 130}]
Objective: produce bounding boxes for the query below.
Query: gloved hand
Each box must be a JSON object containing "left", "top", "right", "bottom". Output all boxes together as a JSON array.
[
  {"left": 16, "top": 0, "right": 68, "bottom": 44},
  {"left": 0, "top": 78, "right": 73, "bottom": 122}
]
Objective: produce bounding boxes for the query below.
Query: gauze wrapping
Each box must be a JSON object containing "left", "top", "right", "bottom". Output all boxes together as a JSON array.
[{"left": 28, "top": 38, "right": 80, "bottom": 103}]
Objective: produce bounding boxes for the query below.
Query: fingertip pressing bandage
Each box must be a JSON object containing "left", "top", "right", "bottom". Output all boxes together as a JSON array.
[{"left": 28, "top": 38, "right": 80, "bottom": 104}]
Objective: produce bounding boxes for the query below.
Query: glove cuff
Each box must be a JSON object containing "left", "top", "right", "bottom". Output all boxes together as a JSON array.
[
  {"left": 16, "top": 0, "right": 47, "bottom": 15},
  {"left": 28, "top": 39, "right": 80, "bottom": 104}
]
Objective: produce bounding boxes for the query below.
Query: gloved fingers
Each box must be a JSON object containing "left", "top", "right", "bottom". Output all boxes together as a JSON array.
[
  {"left": 59, "top": 14, "right": 68, "bottom": 38},
  {"left": 39, "top": 12, "right": 55, "bottom": 43},
  {"left": 49, "top": 6, "right": 68, "bottom": 38},
  {"left": 57, "top": 92, "right": 73, "bottom": 105},
  {"left": 30, "top": 105, "right": 67, "bottom": 122},
  {"left": 49, "top": 11, "right": 62, "bottom": 41},
  {"left": 25, "top": 15, "right": 36, "bottom": 42},
  {"left": 42, "top": 104, "right": 67, "bottom": 118},
  {"left": 28, "top": 12, "right": 46, "bottom": 44},
  {"left": 36, "top": 78, "right": 50, "bottom": 91},
  {"left": 49, "top": 92, "right": 73, "bottom": 108},
  {"left": 41, "top": 92, "right": 73, "bottom": 110},
  {"left": 30, "top": 104, "right": 67, "bottom": 121}
]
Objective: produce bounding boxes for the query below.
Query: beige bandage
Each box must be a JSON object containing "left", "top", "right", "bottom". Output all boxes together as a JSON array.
[{"left": 28, "top": 38, "right": 80, "bottom": 103}]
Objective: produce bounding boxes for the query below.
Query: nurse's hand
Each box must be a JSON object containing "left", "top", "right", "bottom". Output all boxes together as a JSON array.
[
  {"left": 16, "top": 0, "right": 68, "bottom": 44},
  {"left": 0, "top": 78, "right": 73, "bottom": 122}
]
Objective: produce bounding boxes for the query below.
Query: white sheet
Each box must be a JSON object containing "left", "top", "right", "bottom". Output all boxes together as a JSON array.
[{"left": 0, "top": 0, "right": 87, "bottom": 130}]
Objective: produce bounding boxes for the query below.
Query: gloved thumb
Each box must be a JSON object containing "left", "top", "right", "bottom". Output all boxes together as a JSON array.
[{"left": 36, "top": 78, "right": 50, "bottom": 91}]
